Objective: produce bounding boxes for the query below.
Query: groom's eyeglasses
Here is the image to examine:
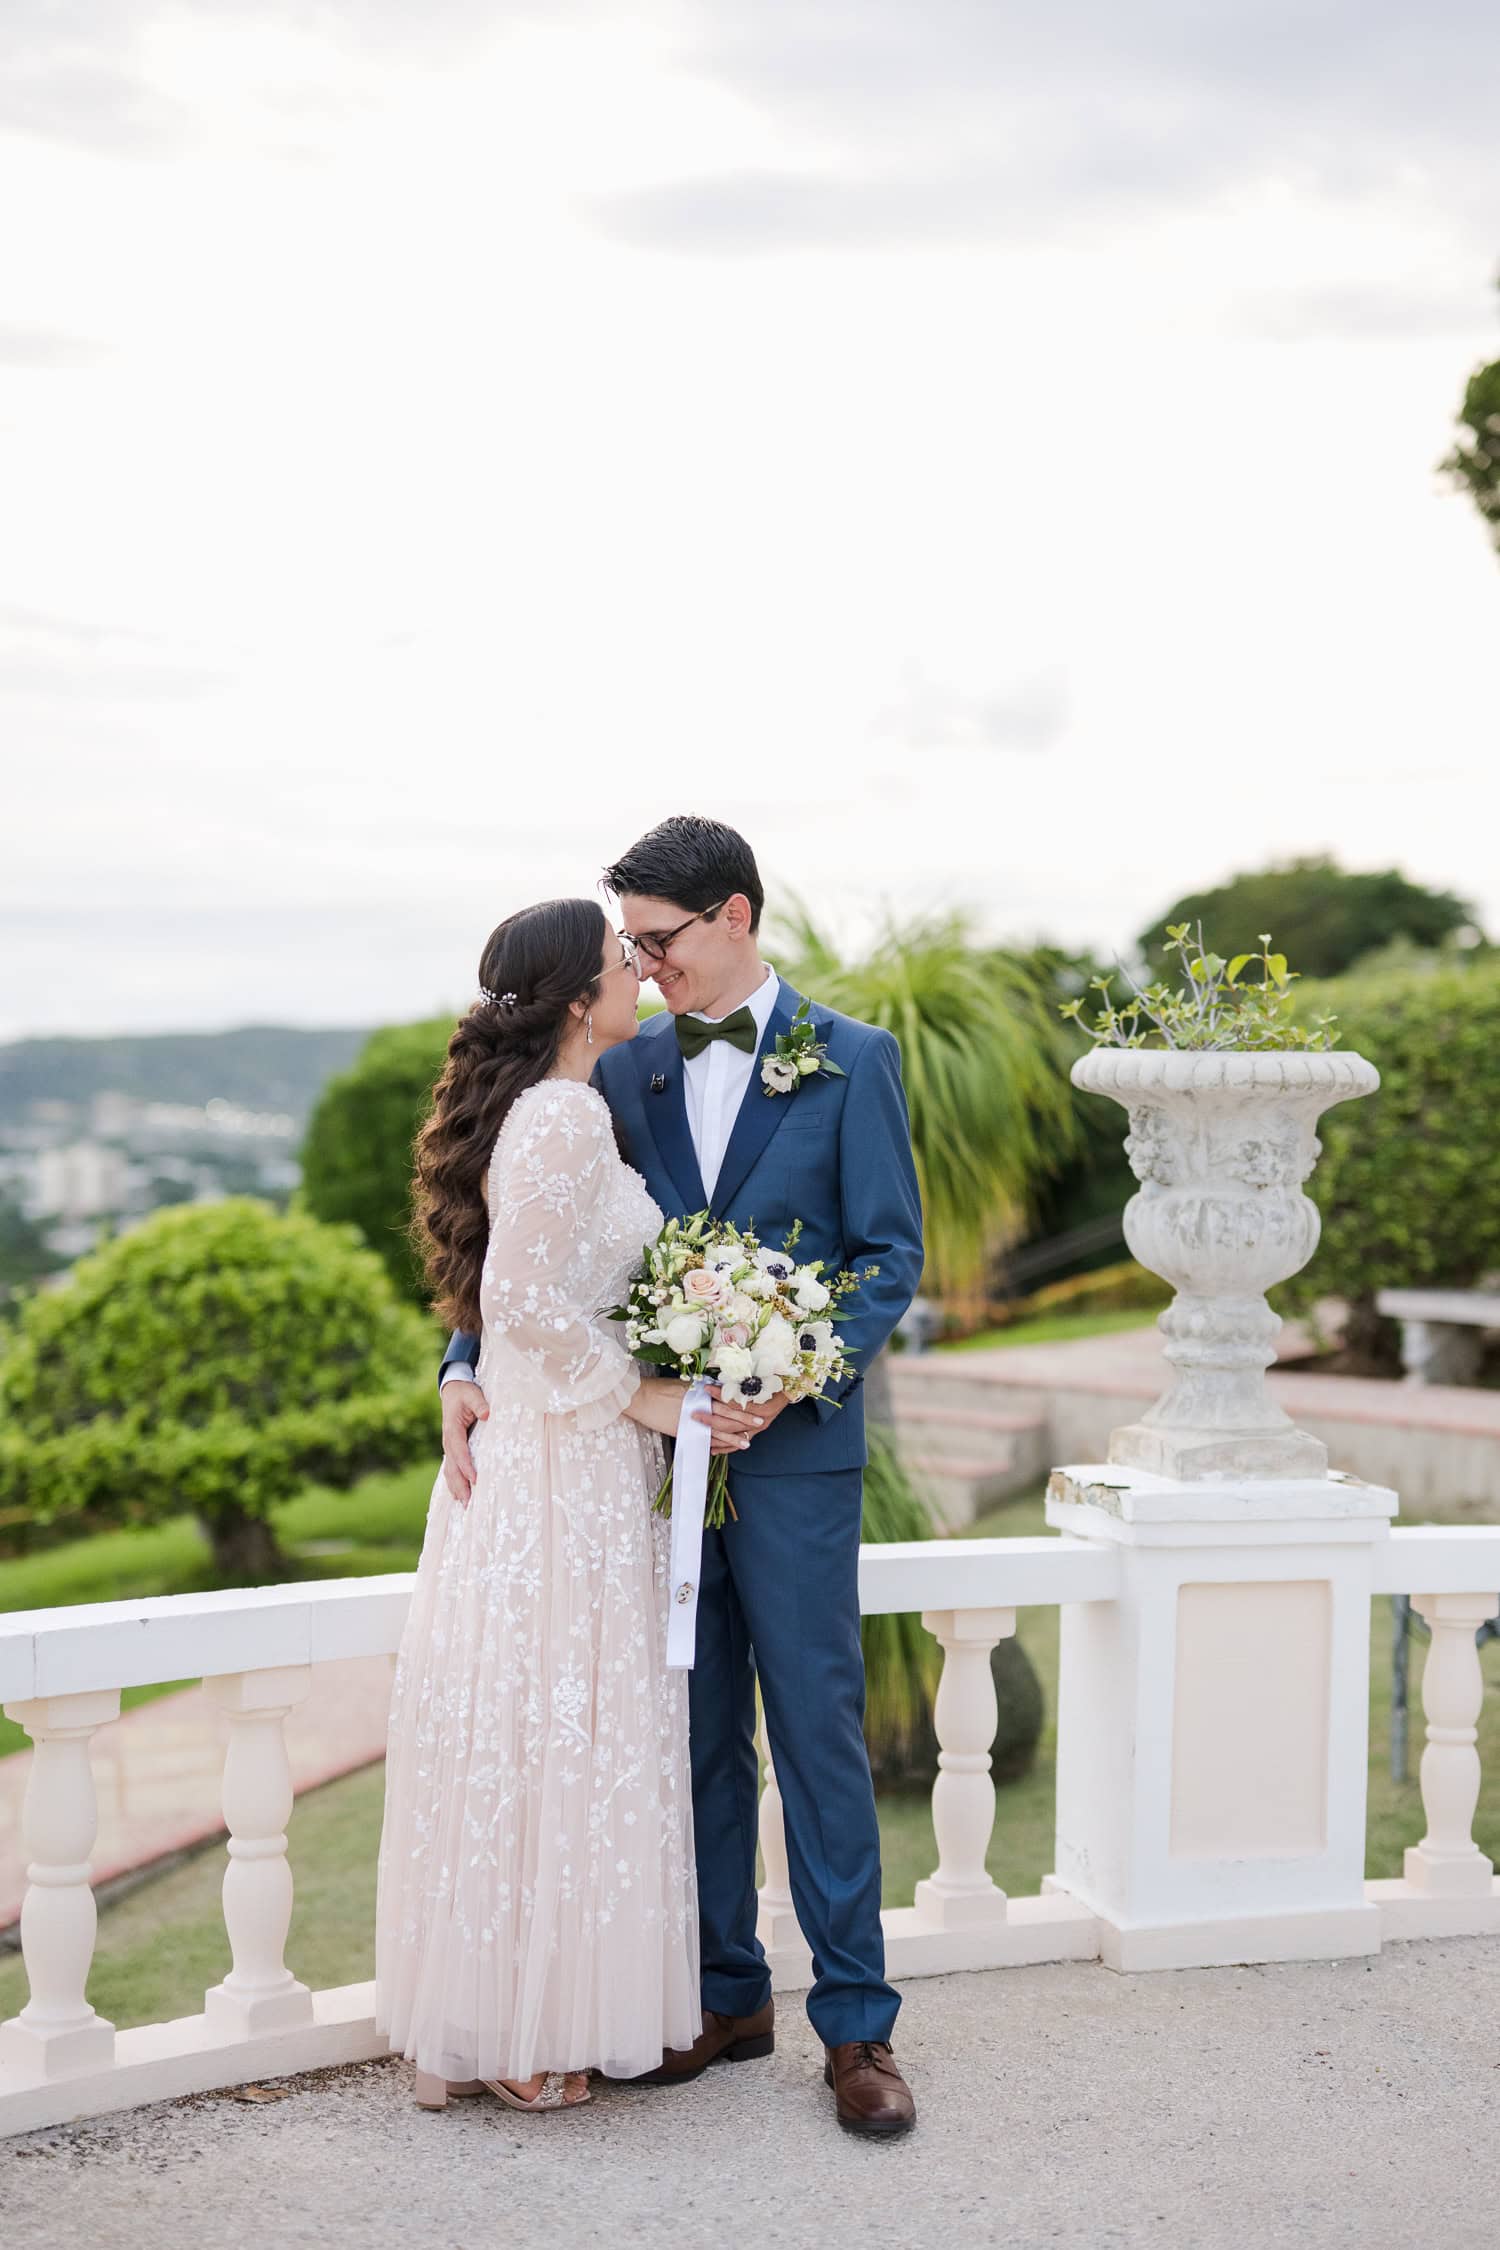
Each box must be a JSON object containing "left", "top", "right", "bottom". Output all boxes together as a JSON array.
[{"left": 628, "top": 900, "right": 728, "bottom": 965}]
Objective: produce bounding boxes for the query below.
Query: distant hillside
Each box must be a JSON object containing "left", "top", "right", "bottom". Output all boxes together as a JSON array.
[{"left": 0, "top": 1025, "right": 379, "bottom": 1129}]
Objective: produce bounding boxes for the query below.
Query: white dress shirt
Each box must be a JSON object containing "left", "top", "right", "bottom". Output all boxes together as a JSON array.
[
  {"left": 680, "top": 963, "right": 780, "bottom": 1202},
  {"left": 441, "top": 965, "right": 782, "bottom": 1388}
]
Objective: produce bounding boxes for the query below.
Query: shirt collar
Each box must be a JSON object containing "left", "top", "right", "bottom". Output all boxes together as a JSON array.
[{"left": 691, "top": 964, "right": 780, "bottom": 1032}]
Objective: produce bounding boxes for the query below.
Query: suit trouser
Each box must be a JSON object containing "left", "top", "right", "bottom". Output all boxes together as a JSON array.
[{"left": 686, "top": 1459, "right": 901, "bottom": 2048}]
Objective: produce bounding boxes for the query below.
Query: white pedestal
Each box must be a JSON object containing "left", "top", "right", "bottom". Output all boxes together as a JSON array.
[{"left": 1044, "top": 1461, "right": 1397, "bottom": 1971}]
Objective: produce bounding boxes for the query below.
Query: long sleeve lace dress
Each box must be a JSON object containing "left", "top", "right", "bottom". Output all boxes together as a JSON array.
[{"left": 374, "top": 1077, "right": 701, "bottom": 2083}]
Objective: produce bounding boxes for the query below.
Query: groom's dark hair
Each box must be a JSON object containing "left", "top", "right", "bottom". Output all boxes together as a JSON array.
[{"left": 601, "top": 815, "right": 764, "bottom": 933}]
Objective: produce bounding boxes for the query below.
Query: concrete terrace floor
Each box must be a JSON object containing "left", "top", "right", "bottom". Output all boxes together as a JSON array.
[{"left": 6, "top": 1936, "right": 1497, "bottom": 2250}]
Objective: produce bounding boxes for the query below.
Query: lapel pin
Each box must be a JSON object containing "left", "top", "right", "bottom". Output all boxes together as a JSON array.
[{"left": 650, "top": 1073, "right": 666, "bottom": 1094}]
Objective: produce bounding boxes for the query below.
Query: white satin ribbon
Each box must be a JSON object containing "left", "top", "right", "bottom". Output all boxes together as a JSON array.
[{"left": 665, "top": 1378, "right": 713, "bottom": 1670}]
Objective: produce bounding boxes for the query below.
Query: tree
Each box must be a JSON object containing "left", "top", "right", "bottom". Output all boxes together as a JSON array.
[
  {"left": 0, "top": 1199, "right": 437, "bottom": 1580},
  {"left": 299, "top": 1018, "right": 452, "bottom": 1306},
  {"left": 1136, "top": 857, "right": 1481, "bottom": 985},
  {"left": 773, "top": 905, "right": 1081, "bottom": 1306},
  {"left": 1441, "top": 281, "right": 1500, "bottom": 558}
]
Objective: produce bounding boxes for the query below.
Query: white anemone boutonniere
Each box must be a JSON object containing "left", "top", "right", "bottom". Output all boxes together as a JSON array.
[{"left": 761, "top": 997, "right": 846, "bottom": 1097}]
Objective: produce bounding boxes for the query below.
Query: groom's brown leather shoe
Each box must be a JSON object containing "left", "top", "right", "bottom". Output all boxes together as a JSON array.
[
  {"left": 621, "top": 1999, "right": 775, "bottom": 2085},
  {"left": 824, "top": 2041, "right": 916, "bottom": 2135}
]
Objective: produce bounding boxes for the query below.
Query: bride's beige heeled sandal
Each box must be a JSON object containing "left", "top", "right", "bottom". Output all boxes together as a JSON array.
[
  {"left": 479, "top": 2071, "right": 591, "bottom": 2111},
  {"left": 412, "top": 2071, "right": 488, "bottom": 2110},
  {"left": 413, "top": 2068, "right": 590, "bottom": 2112}
]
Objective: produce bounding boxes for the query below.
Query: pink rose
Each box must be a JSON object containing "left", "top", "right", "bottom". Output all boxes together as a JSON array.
[
  {"left": 684, "top": 1266, "right": 731, "bottom": 1309},
  {"left": 718, "top": 1321, "right": 751, "bottom": 1348}
]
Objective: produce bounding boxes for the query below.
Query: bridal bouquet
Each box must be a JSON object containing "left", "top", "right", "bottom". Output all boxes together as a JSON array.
[{"left": 607, "top": 1212, "right": 877, "bottom": 1527}]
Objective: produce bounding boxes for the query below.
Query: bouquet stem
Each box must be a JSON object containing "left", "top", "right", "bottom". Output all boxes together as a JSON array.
[{"left": 652, "top": 1455, "right": 737, "bottom": 1525}]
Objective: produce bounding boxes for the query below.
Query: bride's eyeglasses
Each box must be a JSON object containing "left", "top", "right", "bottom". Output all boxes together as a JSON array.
[{"left": 602, "top": 933, "right": 642, "bottom": 977}]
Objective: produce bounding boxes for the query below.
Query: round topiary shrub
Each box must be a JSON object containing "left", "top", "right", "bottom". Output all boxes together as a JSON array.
[{"left": 0, "top": 1198, "right": 438, "bottom": 1581}]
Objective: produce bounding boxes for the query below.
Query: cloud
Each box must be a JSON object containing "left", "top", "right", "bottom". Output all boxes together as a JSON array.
[
  {"left": 1237, "top": 281, "right": 1498, "bottom": 341},
  {"left": 0, "top": 608, "right": 231, "bottom": 701},
  {"left": 0, "top": 325, "right": 105, "bottom": 367},
  {"left": 873, "top": 667, "right": 1068, "bottom": 754},
  {"left": 590, "top": 0, "right": 1500, "bottom": 253}
]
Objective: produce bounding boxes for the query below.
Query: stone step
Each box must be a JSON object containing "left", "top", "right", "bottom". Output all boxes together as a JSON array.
[{"left": 891, "top": 1401, "right": 1048, "bottom": 1466}]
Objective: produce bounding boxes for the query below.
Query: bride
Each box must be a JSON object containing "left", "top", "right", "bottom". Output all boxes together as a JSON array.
[{"left": 374, "top": 898, "right": 719, "bottom": 2112}]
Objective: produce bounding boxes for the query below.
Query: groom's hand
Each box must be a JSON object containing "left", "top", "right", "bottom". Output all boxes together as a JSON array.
[{"left": 441, "top": 1380, "right": 489, "bottom": 1507}]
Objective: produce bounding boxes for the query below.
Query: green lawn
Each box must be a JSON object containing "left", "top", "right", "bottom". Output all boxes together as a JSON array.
[
  {"left": 937, "top": 1306, "right": 1165, "bottom": 1352},
  {"left": 3, "top": 1474, "right": 1495, "bottom": 2033}
]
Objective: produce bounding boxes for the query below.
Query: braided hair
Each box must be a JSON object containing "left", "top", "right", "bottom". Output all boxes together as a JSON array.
[{"left": 411, "top": 898, "right": 610, "bottom": 1332}]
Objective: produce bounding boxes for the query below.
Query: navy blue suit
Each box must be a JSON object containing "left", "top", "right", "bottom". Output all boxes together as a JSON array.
[{"left": 442, "top": 978, "right": 924, "bottom": 2044}]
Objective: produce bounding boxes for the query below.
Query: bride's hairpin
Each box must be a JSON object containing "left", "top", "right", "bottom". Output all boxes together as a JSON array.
[{"left": 480, "top": 986, "right": 519, "bottom": 1010}]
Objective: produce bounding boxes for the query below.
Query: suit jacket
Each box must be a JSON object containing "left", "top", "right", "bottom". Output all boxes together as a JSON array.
[{"left": 440, "top": 978, "right": 925, "bottom": 1476}]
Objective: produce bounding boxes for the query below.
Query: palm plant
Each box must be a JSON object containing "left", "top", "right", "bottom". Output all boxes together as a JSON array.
[
  {"left": 773, "top": 901, "right": 1081, "bottom": 1307},
  {"left": 859, "top": 1429, "right": 1043, "bottom": 1791}
]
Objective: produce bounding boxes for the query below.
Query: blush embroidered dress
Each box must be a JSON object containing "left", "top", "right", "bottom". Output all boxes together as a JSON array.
[{"left": 374, "top": 1077, "right": 701, "bottom": 2083}]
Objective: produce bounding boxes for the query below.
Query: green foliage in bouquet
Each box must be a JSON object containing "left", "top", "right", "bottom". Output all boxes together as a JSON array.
[
  {"left": 0, "top": 1199, "right": 437, "bottom": 1581},
  {"left": 1060, "top": 924, "right": 1340, "bottom": 1053}
]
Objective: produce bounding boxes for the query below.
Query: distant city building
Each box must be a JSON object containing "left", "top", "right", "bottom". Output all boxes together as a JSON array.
[{"left": 28, "top": 1141, "right": 133, "bottom": 1222}]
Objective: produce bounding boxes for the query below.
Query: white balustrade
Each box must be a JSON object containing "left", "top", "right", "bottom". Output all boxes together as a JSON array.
[
  {"left": 0, "top": 1689, "right": 120, "bottom": 2079},
  {"left": 0, "top": 1528, "right": 1495, "bottom": 2140},
  {"left": 202, "top": 1666, "right": 315, "bottom": 2035},
  {"left": 912, "top": 1607, "right": 1015, "bottom": 1930},
  {"left": 1403, "top": 1592, "right": 1500, "bottom": 1897}
]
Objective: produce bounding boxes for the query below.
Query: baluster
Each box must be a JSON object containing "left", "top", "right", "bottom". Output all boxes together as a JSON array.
[
  {"left": 202, "top": 1666, "right": 315, "bottom": 2034},
  {"left": 1404, "top": 1592, "right": 1500, "bottom": 1896},
  {"left": 755, "top": 1703, "right": 801, "bottom": 1950},
  {"left": 913, "top": 1607, "right": 1015, "bottom": 1930},
  {"left": 0, "top": 1689, "right": 120, "bottom": 2079}
]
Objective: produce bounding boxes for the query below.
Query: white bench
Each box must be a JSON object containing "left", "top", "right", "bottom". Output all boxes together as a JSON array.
[{"left": 1376, "top": 1287, "right": 1500, "bottom": 1386}]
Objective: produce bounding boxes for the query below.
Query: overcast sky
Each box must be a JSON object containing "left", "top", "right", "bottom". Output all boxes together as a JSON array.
[{"left": 4, "top": 0, "right": 1498, "bottom": 1040}]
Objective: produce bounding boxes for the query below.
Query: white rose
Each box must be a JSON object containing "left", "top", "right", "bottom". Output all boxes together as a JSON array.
[
  {"left": 752, "top": 1314, "right": 799, "bottom": 1378},
  {"left": 761, "top": 1055, "right": 798, "bottom": 1094},
  {"left": 710, "top": 1343, "right": 755, "bottom": 1383},
  {"left": 663, "top": 1312, "right": 707, "bottom": 1357},
  {"left": 791, "top": 1273, "right": 831, "bottom": 1312},
  {"left": 728, "top": 1291, "right": 760, "bottom": 1326}
]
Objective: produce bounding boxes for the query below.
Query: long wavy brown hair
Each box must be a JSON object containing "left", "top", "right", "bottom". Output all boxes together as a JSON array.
[{"left": 411, "top": 898, "right": 611, "bottom": 1333}]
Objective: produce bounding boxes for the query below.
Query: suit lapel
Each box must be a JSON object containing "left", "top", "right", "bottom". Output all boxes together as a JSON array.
[
  {"left": 710, "top": 978, "right": 816, "bottom": 1217},
  {"left": 634, "top": 1018, "right": 709, "bottom": 1215}
]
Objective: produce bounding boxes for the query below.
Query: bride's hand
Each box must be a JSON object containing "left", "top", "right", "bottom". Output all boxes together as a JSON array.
[{"left": 625, "top": 1377, "right": 753, "bottom": 1456}]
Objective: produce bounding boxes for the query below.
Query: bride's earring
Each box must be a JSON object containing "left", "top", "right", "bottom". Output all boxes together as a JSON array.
[{"left": 586, "top": 1011, "right": 594, "bottom": 1046}]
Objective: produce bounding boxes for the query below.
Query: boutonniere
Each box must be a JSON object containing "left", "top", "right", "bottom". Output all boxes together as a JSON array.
[{"left": 760, "top": 998, "right": 847, "bottom": 1097}]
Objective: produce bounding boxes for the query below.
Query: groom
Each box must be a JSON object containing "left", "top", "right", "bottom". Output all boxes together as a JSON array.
[{"left": 440, "top": 814, "right": 924, "bottom": 2136}]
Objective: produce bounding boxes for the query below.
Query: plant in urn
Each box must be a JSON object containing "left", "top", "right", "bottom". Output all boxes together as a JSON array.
[{"left": 1059, "top": 927, "right": 1378, "bottom": 1479}]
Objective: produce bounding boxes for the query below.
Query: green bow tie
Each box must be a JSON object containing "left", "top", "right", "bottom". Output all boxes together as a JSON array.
[{"left": 675, "top": 1006, "right": 759, "bottom": 1061}]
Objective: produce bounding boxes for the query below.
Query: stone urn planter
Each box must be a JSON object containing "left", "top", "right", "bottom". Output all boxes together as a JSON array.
[{"left": 1073, "top": 1046, "right": 1379, "bottom": 1479}]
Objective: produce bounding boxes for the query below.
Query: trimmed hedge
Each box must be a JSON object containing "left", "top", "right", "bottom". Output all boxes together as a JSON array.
[{"left": 1281, "top": 957, "right": 1500, "bottom": 1355}]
